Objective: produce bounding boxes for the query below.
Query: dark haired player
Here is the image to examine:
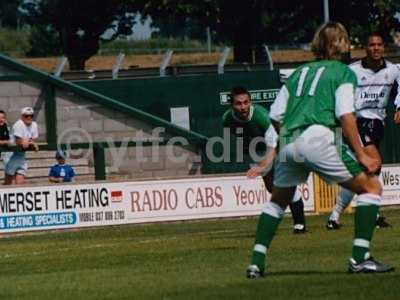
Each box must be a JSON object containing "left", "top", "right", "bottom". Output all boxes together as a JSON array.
[
  {"left": 327, "top": 32, "right": 400, "bottom": 229},
  {"left": 222, "top": 86, "right": 306, "bottom": 234}
]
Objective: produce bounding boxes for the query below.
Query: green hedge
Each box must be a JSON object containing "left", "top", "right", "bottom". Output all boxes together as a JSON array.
[
  {"left": 99, "top": 38, "right": 223, "bottom": 54},
  {"left": 0, "top": 28, "right": 30, "bottom": 57}
]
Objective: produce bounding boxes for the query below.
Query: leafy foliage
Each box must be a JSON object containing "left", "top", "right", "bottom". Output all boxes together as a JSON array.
[
  {"left": 0, "top": 0, "right": 23, "bottom": 28},
  {"left": 26, "top": 25, "right": 61, "bottom": 57},
  {"left": 0, "top": 27, "right": 30, "bottom": 57},
  {"left": 331, "top": 0, "right": 400, "bottom": 45},
  {"left": 16, "top": 0, "right": 400, "bottom": 67},
  {"left": 20, "top": 0, "right": 141, "bottom": 69},
  {"left": 137, "top": 0, "right": 400, "bottom": 62}
]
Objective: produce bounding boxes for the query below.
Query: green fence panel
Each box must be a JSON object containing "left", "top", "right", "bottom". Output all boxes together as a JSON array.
[
  {"left": 76, "top": 71, "right": 281, "bottom": 138},
  {"left": 381, "top": 104, "right": 400, "bottom": 164},
  {"left": 77, "top": 71, "right": 281, "bottom": 174},
  {"left": 76, "top": 70, "right": 400, "bottom": 171}
]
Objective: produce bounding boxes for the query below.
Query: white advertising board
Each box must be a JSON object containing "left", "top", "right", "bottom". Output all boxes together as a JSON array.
[
  {"left": 347, "top": 165, "right": 400, "bottom": 207},
  {"left": 379, "top": 165, "right": 400, "bottom": 206},
  {"left": 0, "top": 175, "right": 314, "bottom": 233}
]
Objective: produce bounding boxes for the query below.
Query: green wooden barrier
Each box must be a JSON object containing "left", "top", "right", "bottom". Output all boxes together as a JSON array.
[
  {"left": 76, "top": 71, "right": 400, "bottom": 167},
  {"left": 381, "top": 104, "right": 400, "bottom": 164},
  {"left": 76, "top": 71, "right": 282, "bottom": 174},
  {"left": 76, "top": 71, "right": 281, "bottom": 138}
]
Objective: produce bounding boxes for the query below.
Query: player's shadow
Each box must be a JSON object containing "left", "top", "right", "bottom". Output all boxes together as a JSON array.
[{"left": 266, "top": 270, "right": 373, "bottom": 276}]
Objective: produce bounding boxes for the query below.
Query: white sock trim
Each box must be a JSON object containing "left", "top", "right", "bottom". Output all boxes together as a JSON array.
[
  {"left": 355, "top": 193, "right": 381, "bottom": 207},
  {"left": 335, "top": 188, "right": 354, "bottom": 213},
  {"left": 329, "top": 210, "right": 340, "bottom": 222},
  {"left": 353, "top": 238, "right": 370, "bottom": 248},
  {"left": 262, "top": 201, "right": 285, "bottom": 219},
  {"left": 254, "top": 244, "right": 267, "bottom": 254}
]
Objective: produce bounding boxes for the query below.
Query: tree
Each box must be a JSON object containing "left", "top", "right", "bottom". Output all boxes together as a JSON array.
[
  {"left": 138, "top": 0, "right": 400, "bottom": 63},
  {"left": 27, "top": 25, "right": 61, "bottom": 57},
  {"left": 19, "top": 0, "right": 400, "bottom": 68},
  {"left": 136, "top": 0, "right": 263, "bottom": 63},
  {"left": 331, "top": 0, "right": 400, "bottom": 45},
  {"left": 20, "top": 0, "right": 140, "bottom": 70},
  {"left": 136, "top": 1, "right": 324, "bottom": 63},
  {"left": 0, "top": 0, "right": 23, "bottom": 28}
]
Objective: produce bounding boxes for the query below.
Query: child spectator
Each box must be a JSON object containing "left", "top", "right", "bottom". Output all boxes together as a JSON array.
[{"left": 49, "top": 150, "right": 76, "bottom": 183}]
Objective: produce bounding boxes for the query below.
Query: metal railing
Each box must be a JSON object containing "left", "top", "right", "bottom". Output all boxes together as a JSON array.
[{"left": 1, "top": 136, "right": 206, "bottom": 181}]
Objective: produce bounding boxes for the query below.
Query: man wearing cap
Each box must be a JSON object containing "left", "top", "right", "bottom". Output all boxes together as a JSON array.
[
  {"left": 4, "top": 107, "right": 39, "bottom": 185},
  {"left": 49, "top": 150, "right": 75, "bottom": 183}
]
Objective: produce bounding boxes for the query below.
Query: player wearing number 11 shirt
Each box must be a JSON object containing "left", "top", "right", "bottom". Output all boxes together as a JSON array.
[{"left": 246, "top": 22, "right": 393, "bottom": 278}]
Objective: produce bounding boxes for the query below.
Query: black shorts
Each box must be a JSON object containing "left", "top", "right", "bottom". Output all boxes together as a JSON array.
[{"left": 356, "top": 117, "right": 384, "bottom": 148}]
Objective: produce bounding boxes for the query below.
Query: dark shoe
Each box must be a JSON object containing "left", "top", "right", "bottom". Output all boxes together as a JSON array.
[
  {"left": 246, "top": 264, "right": 264, "bottom": 279},
  {"left": 293, "top": 224, "right": 306, "bottom": 234},
  {"left": 376, "top": 216, "right": 391, "bottom": 228},
  {"left": 326, "top": 219, "right": 341, "bottom": 230},
  {"left": 348, "top": 257, "right": 395, "bottom": 273}
]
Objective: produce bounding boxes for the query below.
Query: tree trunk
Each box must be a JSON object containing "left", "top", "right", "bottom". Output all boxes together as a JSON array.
[
  {"left": 232, "top": 24, "right": 254, "bottom": 63},
  {"left": 254, "top": 44, "right": 268, "bottom": 64},
  {"left": 231, "top": 5, "right": 261, "bottom": 64},
  {"left": 60, "top": 26, "right": 94, "bottom": 71},
  {"left": 67, "top": 56, "right": 86, "bottom": 71},
  {"left": 233, "top": 43, "right": 253, "bottom": 64}
]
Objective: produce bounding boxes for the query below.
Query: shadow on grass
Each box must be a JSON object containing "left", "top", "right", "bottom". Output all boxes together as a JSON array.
[
  {"left": 265, "top": 270, "right": 346, "bottom": 276},
  {"left": 264, "top": 269, "right": 398, "bottom": 277}
]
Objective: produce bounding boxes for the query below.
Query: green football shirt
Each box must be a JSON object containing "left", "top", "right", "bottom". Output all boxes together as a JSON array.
[
  {"left": 222, "top": 104, "right": 271, "bottom": 152},
  {"left": 280, "top": 60, "right": 357, "bottom": 140}
]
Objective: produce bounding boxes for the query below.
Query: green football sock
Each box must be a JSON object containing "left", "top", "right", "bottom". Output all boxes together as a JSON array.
[
  {"left": 251, "top": 211, "right": 282, "bottom": 271},
  {"left": 352, "top": 203, "right": 379, "bottom": 263}
]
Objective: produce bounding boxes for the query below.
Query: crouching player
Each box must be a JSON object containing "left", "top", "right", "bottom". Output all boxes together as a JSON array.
[{"left": 223, "top": 86, "right": 306, "bottom": 234}]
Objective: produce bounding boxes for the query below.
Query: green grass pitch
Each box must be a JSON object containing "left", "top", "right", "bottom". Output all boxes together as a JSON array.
[{"left": 0, "top": 209, "right": 399, "bottom": 300}]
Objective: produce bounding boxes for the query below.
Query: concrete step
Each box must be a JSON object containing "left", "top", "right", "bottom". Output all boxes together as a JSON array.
[
  {"left": 0, "top": 166, "right": 94, "bottom": 179},
  {"left": 23, "top": 174, "right": 96, "bottom": 184},
  {"left": 27, "top": 166, "right": 94, "bottom": 178},
  {"left": 24, "top": 150, "right": 57, "bottom": 159},
  {"left": 2, "top": 150, "right": 86, "bottom": 160},
  {"left": 0, "top": 158, "right": 90, "bottom": 169},
  {"left": 29, "top": 158, "right": 89, "bottom": 168}
]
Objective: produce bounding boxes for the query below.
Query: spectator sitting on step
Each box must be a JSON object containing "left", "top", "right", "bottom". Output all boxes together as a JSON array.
[
  {"left": 0, "top": 110, "right": 10, "bottom": 145},
  {"left": 4, "top": 107, "right": 39, "bottom": 185},
  {"left": 49, "top": 150, "right": 75, "bottom": 183},
  {"left": 0, "top": 110, "right": 11, "bottom": 168}
]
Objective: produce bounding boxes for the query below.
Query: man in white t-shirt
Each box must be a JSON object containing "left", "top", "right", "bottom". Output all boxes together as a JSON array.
[{"left": 4, "top": 107, "right": 39, "bottom": 185}]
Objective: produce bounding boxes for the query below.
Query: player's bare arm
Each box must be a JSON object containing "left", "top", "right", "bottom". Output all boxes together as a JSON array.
[
  {"left": 395, "top": 110, "right": 400, "bottom": 124},
  {"left": 271, "top": 120, "right": 280, "bottom": 134},
  {"left": 247, "top": 147, "right": 276, "bottom": 178}
]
